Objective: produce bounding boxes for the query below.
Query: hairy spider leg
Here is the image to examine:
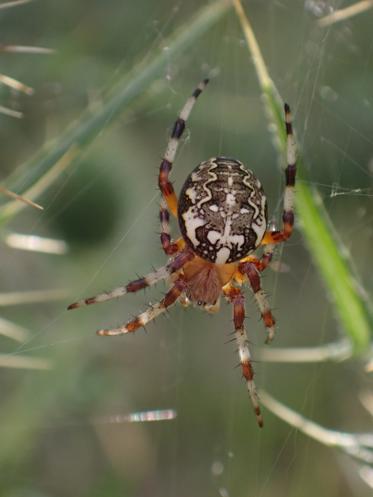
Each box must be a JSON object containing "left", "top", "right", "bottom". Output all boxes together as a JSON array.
[
  {"left": 97, "top": 276, "right": 187, "bottom": 336},
  {"left": 238, "top": 262, "right": 276, "bottom": 344},
  {"left": 158, "top": 78, "right": 209, "bottom": 219},
  {"left": 260, "top": 242, "right": 276, "bottom": 269},
  {"left": 224, "top": 284, "right": 263, "bottom": 428},
  {"left": 178, "top": 293, "right": 192, "bottom": 308},
  {"left": 262, "top": 103, "right": 297, "bottom": 245},
  {"left": 67, "top": 250, "right": 194, "bottom": 310},
  {"left": 159, "top": 197, "right": 185, "bottom": 255},
  {"left": 239, "top": 242, "right": 275, "bottom": 272}
]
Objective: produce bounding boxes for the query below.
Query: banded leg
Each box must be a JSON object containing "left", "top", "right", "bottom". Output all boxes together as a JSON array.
[
  {"left": 239, "top": 262, "right": 276, "bottom": 344},
  {"left": 261, "top": 242, "right": 275, "bottom": 269},
  {"left": 97, "top": 276, "right": 187, "bottom": 336},
  {"left": 158, "top": 79, "right": 209, "bottom": 218},
  {"left": 159, "top": 197, "right": 185, "bottom": 255},
  {"left": 262, "top": 103, "right": 297, "bottom": 245},
  {"left": 67, "top": 250, "right": 194, "bottom": 310},
  {"left": 239, "top": 242, "right": 275, "bottom": 272},
  {"left": 224, "top": 285, "right": 263, "bottom": 428}
]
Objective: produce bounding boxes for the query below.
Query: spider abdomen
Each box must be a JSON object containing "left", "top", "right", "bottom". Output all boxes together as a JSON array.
[{"left": 178, "top": 157, "right": 267, "bottom": 264}]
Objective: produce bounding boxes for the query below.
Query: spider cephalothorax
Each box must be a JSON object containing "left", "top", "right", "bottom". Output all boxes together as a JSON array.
[
  {"left": 68, "top": 79, "right": 297, "bottom": 428},
  {"left": 178, "top": 157, "right": 267, "bottom": 264}
]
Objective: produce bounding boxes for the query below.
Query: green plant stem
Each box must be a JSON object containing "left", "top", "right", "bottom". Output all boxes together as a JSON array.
[{"left": 233, "top": 0, "right": 371, "bottom": 353}]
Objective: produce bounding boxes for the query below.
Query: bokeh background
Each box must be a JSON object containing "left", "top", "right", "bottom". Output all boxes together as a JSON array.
[{"left": 0, "top": 1, "right": 372, "bottom": 496}]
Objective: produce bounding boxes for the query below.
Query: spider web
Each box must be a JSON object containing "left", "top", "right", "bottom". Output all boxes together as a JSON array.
[{"left": 0, "top": 1, "right": 372, "bottom": 496}]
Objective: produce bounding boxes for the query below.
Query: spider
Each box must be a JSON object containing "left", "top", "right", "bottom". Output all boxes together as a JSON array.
[{"left": 68, "top": 79, "right": 297, "bottom": 427}]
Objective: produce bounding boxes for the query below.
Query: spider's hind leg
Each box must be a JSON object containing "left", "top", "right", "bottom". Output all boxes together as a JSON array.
[
  {"left": 239, "top": 261, "right": 276, "bottom": 344},
  {"left": 224, "top": 284, "right": 263, "bottom": 428}
]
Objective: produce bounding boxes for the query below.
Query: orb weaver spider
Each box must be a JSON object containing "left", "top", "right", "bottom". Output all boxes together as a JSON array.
[{"left": 68, "top": 79, "right": 297, "bottom": 427}]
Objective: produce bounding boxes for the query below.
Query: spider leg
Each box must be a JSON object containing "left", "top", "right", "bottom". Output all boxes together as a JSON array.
[
  {"left": 160, "top": 197, "right": 185, "bottom": 255},
  {"left": 261, "top": 103, "right": 297, "bottom": 245},
  {"left": 178, "top": 293, "right": 191, "bottom": 308},
  {"left": 158, "top": 79, "right": 209, "bottom": 218},
  {"left": 238, "top": 262, "right": 276, "bottom": 344},
  {"left": 239, "top": 242, "right": 275, "bottom": 272},
  {"left": 67, "top": 250, "right": 194, "bottom": 310},
  {"left": 224, "top": 284, "right": 263, "bottom": 428},
  {"left": 97, "top": 275, "right": 187, "bottom": 336}
]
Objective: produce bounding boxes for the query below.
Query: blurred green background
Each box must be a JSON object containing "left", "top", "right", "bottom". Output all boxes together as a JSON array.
[{"left": 0, "top": 1, "right": 372, "bottom": 496}]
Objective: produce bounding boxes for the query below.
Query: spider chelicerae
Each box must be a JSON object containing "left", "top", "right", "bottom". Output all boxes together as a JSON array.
[{"left": 68, "top": 79, "right": 297, "bottom": 427}]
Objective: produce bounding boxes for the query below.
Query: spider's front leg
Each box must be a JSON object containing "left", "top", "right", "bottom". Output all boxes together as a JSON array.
[
  {"left": 158, "top": 79, "right": 209, "bottom": 218},
  {"left": 158, "top": 79, "right": 209, "bottom": 255},
  {"left": 159, "top": 198, "right": 185, "bottom": 256},
  {"left": 68, "top": 249, "right": 193, "bottom": 310},
  {"left": 238, "top": 262, "right": 276, "bottom": 344},
  {"left": 224, "top": 284, "right": 263, "bottom": 428}
]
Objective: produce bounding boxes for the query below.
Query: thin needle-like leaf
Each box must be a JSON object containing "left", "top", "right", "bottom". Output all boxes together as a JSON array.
[
  {"left": 365, "top": 359, "right": 373, "bottom": 373},
  {"left": 257, "top": 339, "right": 352, "bottom": 363},
  {"left": 0, "top": 145, "right": 77, "bottom": 220},
  {"left": 0, "top": 105, "right": 22, "bottom": 118},
  {"left": 318, "top": 0, "right": 373, "bottom": 27},
  {"left": 0, "top": 0, "right": 32, "bottom": 9},
  {"left": 0, "top": 316, "right": 28, "bottom": 342},
  {"left": 4, "top": 232, "right": 68, "bottom": 254},
  {"left": 233, "top": 0, "right": 372, "bottom": 354},
  {"left": 0, "top": 289, "right": 68, "bottom": 306},
  {"left": 0, "top": 73, "right": 33, "bottom": 95},
  {"left": 0, "top": 0, "right": 231, "bottom": 222},
  {"left": 0, "top": 354, "right": 51, "bottom": 370},
  {"left": 92, "top": 409, "right": 177, "bottom": 425},
  {"left": 0, "top": 185, "right": 43, "bottom": 210},
  {"left": 360, "top": 391, "right": 373, "bottom": 417},
  {"left": 260, "top": 389, "right": 373, "bottom": 465},
  {"left": 0, "top": 44, "right": 54, "bottom": 54}
]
